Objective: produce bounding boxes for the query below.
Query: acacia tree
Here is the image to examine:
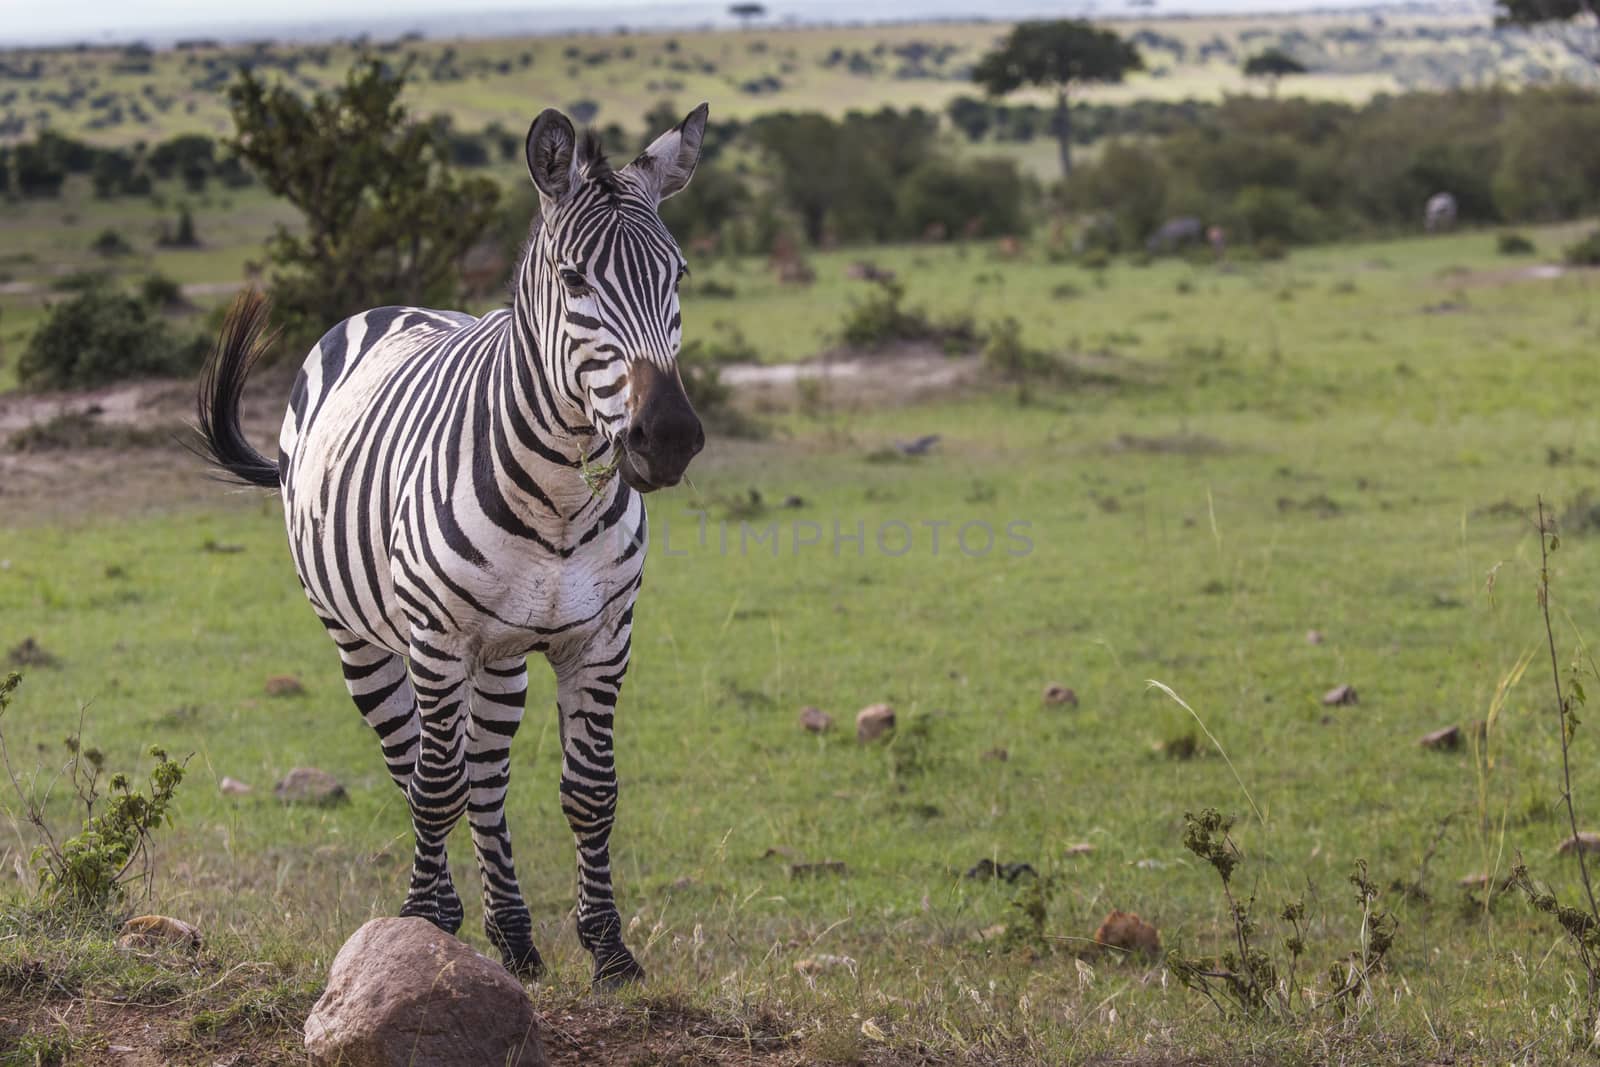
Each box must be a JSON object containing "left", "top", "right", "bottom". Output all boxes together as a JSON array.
[
  {"left": 1242, "top": 48, "right": 1307, "bottom": 96},
  {"left": 226, "top": 59, "right": 500, "bottom": 350},
  {"left": 972, "top": 20, "right": 1142, "bottom": 177}
]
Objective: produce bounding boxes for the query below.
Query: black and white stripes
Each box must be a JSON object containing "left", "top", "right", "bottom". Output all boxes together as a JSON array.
[{"left": 196, "top": 103, "right": 709, "bottom": 986}]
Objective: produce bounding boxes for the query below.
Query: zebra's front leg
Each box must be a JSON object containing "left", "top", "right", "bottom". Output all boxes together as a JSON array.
[
  {"left": 554, "top": 629, "right": 644, "bottom": 988},
  {"left": 398, "top": 638, "right": 470, "bottom": 935},
  {"left": 465, "top": 657, "right": 545, "bottom": 978}
]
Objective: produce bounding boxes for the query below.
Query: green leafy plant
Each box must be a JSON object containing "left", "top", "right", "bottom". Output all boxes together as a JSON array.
[{"left": 0, "top": 673, "right": 188, "bottom": 914}]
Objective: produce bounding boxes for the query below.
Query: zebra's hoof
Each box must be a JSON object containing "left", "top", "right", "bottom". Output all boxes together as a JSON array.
[
  {"left": 592, "top": 946, "right": 645, "bottom": 990},
  {"left": 499, "top": 942, "right": 546, "bottom": 980}
]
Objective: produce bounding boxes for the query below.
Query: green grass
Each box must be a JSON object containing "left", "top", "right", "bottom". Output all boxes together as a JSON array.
[{"left": 5, "top": 225, "right": 1600, "bottom": 1061}]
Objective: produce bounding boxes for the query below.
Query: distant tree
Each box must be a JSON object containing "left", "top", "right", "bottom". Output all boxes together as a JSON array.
[
  {"left": 1242, "top": 48, "right": 1307, "bottom": 96},
  {"left": 972, "top": 20, "right": 1142, "bottom": 177},
  {"left": 1495, "top": 0, "right": 1599, "bottom": 66},
  {"left": 729, "top": 3, "right": 766, "bottom": 27},
  {"left": 226, "top": 58, "right": 500, "bottom": 350}
]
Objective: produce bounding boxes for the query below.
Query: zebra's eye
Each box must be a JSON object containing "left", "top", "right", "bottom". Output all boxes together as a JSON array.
[
  {"left": 559, "top": 268, "right": 588, "bottom": 294},
  {"left": 676, "top": 265, "right": 690, "bottom": 287}
]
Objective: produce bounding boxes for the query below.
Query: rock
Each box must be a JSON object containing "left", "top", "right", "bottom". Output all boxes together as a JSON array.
[
  {"left": 1321, "top": 684, "right": 1358, "bottom": 706},
  {"left": 781, "top": 494, "right": 806, "bottom": 509},
  {"left": 219, "top": 776, "right": 254, "bottom": 796},
  {"left": 1093, "top": 910, "right": 1162, "bottom": 960},
  {"left": 1043, "top": 684, "right": 1079, "bottom": 707},
  {"left": 305, "top": 917, "right": 546, "bottom": 1067},
  {"left": 1306, "top": 629, "right": 1325, "bottom": 645},
  {"left": 265, "top": 675, "right": 306, "bottom": 697},
  {"left": 1419, "top": 725, "right": 1461, "bottom": 750},
  {"left": 7, "top": 636, "right": 58, "bottom": 668},
  {"left": 855, "top": 703, "right": 895, "bottom": 743},
  {"left": 974, "top": 924, "right": 1008, "bottom": 943},
  {"left": 789, "top": 861, "right": 847, "bottom": 879},
  {"left": 981, "top": 747, "right": 1009, "bottom": 762},
  {"left": 1559, "top": 832, "right": 1600, "bottom": 855},
  {"left": 275, "top": 767, "right": 347, "bottom": 807},
  {"left": 798, "top": 706, "right": 833, "bottom": 733},
  {"left": 116, "top": 915, "right": 201, "bottom": 953},
  {"left": 795, "top": 953, "right": 856, "bottom": 976},
  {"left": 1064, "top": 843, "right": 1095, "bottom": 857}
]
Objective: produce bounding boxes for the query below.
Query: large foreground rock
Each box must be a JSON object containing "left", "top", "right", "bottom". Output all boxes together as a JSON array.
[{"left": 305, "top": 917, "right": 546, "bottom": 1067}]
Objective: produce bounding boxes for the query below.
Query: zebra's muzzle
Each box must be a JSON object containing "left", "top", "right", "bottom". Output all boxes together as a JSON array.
[{"left": 618, "top": 359, "right": 704, "bottom": 492}]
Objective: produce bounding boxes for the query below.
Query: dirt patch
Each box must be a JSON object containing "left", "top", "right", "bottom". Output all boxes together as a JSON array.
[
  {"left": 721, "top": 343, "right": 980, "bottom": 413},
  {"left": 0, "top": 371, "right": 290, "bottom": 524},
  {"left": 1445, "top": 263, "right": 1597, "bottom": 289}
]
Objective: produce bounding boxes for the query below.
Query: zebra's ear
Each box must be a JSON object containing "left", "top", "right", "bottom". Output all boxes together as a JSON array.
[
  {"left": 525, "top": 109, "right": 579, "bottom": 205},
  {"left": 628, "top": 102, "right": 708, "bottom": 205}
]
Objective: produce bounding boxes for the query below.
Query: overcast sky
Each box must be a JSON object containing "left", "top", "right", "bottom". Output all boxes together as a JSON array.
[{"left": 0, "top": 0, "right": 670, "bottom": 41}]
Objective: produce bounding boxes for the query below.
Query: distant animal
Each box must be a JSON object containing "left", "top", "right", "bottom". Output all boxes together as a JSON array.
[
  {"left": 195, "top": 104, "right": 711, "bottom": 988},
  {"left": 1147, "top": 216, "right": 1205, "bottom": 253},
  {"left": 1425, "top": 192, "right": 1457, "bottom": 233},
  {"left": 897, "top": 434, "right": 941, "bottom": 456}
]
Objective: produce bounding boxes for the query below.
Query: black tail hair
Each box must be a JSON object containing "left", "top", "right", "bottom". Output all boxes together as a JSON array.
[{"left": 193, "top": 289, "right": 280, "bottom": 489}]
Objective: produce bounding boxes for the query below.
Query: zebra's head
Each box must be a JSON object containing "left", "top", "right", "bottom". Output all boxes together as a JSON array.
[{"left": 522, "top": 104, "right": 709, "bottom": 493}]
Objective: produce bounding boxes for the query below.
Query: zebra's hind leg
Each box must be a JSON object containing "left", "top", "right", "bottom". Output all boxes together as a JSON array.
[
  {"left": 396, "top": 637, "right": 472, "bottom": 936},
  {"left": 328, "top": 625, "right": 464, "bottom": 933},
  {"left": 465, "top": 657, "right": 544, "bottom": 978},
  {"left": 554, "top": 629, "right": 645, "bottom": 989}
]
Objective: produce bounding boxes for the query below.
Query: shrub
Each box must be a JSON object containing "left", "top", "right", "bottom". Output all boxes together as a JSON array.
[
  {"left": 90, "top": 228, "right": 133, "bottom": 257},
  {"left": 17, "top": 283, "right": 208, "bottom": 389},
  {"left": 1564, "top": 229, "right": 1600, "bottom": 267},
  {"left": 139, "top": 272, "right": 186, "bottom": 309},
  {"left": 1496, "top": 232, "right": 1536, "bottom": 256}
]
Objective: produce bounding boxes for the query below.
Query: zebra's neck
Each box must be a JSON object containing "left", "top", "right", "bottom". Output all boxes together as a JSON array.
[{"left": 483, "top": 263, "right": 622, "bottom": 523}]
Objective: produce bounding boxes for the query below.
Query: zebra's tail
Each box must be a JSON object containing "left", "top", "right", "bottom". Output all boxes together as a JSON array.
[{"left": 194, "top": 289, "right": 280, "bottom": 489}]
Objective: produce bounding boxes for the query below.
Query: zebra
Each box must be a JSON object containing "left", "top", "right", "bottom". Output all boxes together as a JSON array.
[
  {"left": 194, "top": 103, "right": 709, "bottom": 987},
  {"left": 1425, "top": 192, "right": 1457, "bottom": 234}
]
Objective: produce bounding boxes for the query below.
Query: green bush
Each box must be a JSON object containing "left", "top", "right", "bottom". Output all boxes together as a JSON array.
[
  {"left": 18, "top": 283, "right": 207, "bottom": 389},
  {"left": 1564, "top": 229, "right": 1600, "bottom": 267},
  {"left": 1497, "top": 232, "right": 1536, "bottom": 256},
  {"left": 90, "top": 229, "right": 133, "bottom": 257}
]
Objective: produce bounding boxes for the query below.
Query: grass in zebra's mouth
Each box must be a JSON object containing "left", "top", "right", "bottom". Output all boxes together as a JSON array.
[{"left": 3, "top": 222, "right": 1600, "bottom": 1062}]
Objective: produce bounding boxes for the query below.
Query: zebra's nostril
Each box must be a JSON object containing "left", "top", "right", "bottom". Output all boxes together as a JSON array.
[{"left": 626, "top": 424, "right": 647, "bottom": 452}]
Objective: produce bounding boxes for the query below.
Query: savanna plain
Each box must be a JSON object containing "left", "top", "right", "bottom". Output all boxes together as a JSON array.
[
  {"left": 4, "top": 12, "right": 1600, "bottom": 1067},
  {"left": 4, "top": 225, "right": 1600, "bottom": 1064}
]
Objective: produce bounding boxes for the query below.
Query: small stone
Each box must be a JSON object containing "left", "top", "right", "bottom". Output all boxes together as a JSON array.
[
  {"left": 1419, "top": 725, "right": 1461, "bottom": 750},
  {"left": 782, "top": 495, "right": 806, "bottom": 509},
  {"left": 265, "top": 675, "right": 306, "bottom": 698},
  {"left": 1064, "top": 843, "right": 1095, "bottom": 857},
  {"left": 1093, "top": 909, "right": 1162, "bottom": 960},
  {"left": 275, "top": 767, "right": 347, "bottom": 807},
  {"left": 1322, "top": 684, "right": 1358, "bottom": 706},
  {"left": 790, "top": 861, "right": 847, "bottom": 879},
  {"left": 219, "top": 776, "right": 253, "bottom": 796},
  {"left": 117, "top": 914, "right": 201, "bottom": 953},
  {"left": 981, "top": 747, "right": 1009, "bottom": 762},
  {"left": 1043, "top": 684, "right": 1079, "bottom": 707},
  {"left": 798, "top": 706, "right": 833, "bottom": 733},
  {"left": 855, "top": 703, "right": 895, "bottom": 743},
  {"left": 795, "top": 953, "right": 856, "bottom": 975},
  {"left": 305, "top": 917, "right": 546, "bottom": 1067},
  {"left": 7, "top": 636, "right": 58, "bottom": 668},
  {"left": 1559, "top": 832, "right": 1600, "bottom": 855},
  {"left": 1306, "top": 629, "right": 1325, "bottom": 645}
]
